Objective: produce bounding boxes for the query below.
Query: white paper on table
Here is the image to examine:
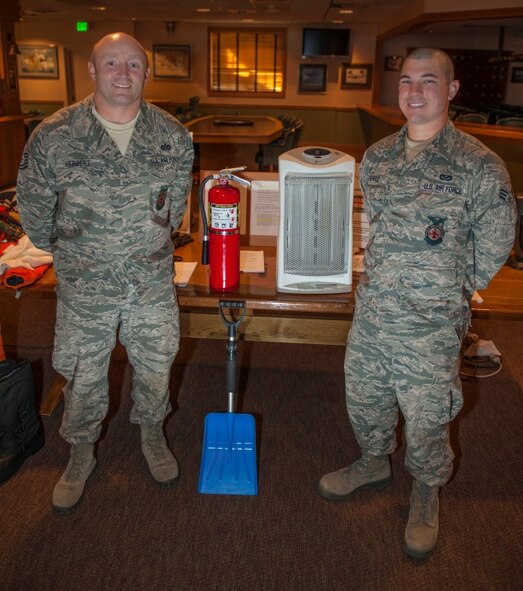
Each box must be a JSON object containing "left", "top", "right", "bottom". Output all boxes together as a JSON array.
[
  {"left": 174, "top": 261, "right": 197, "bottom": 286},
  {"left": 240, "top": 250, "right": 265, "bottom": 273},
  {"left": 249, "top": 180, "right": 280, "bottom": 236}
]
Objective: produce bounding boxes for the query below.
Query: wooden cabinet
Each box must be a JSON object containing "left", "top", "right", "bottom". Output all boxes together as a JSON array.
[{"left": 0, "top": 114, "right": 25, "bottom": 188}]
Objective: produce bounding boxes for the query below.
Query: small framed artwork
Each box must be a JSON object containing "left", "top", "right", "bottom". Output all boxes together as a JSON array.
[
  {"left": 384, "top": 55, "right": 404, "bottom": 72},
  {"left": 153, "top": 44, "right": 191, "bottom": 80},
  {"left": 298, "top": 64, "right": 327, "bottom": 93},
  {"left": 340, "top": 63, "right": 373, "bottom": 89},
  {"left": 17, "top": 45, "right": 59, "bottom": 79},
  {"left": 511, "top": 67, "right": 523, "bottom": 84}
]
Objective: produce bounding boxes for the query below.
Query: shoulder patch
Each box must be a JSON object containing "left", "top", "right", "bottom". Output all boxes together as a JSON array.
[{"left": 424, "top": 215, "right": 447, "bottom": 246}]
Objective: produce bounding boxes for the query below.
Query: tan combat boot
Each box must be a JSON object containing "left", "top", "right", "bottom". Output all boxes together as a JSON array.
[
  {"left": 52, "top": 443, "right": 96, "bottom": 514},
  {"left": 318, "top": 454, "right": 391, "bottom": 500},
  {"left": 404, "top": 481, "right": 440, "bottom": 559},
  {"left": 141, "top": 424, "right": 179, "bottom": 488}
]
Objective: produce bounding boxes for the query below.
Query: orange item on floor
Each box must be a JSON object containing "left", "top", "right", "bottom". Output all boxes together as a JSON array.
[{"left": 2, "top": 264, "right": 51, "bottom": 289}]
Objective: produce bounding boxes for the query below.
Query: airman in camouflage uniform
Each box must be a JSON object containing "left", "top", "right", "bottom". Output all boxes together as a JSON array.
[
  {"left": 17, "top": 33, "right": 194, "bottom": 514},
  {"left": 319, "top": 48, "right": 516, "bottom": 559}
]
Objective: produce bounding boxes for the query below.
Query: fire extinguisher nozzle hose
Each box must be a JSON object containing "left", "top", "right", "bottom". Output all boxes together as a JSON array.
[
  {"left": 201, "top": 237, "right": 209, "bottom": 265},
  {"left": 198, "top": 175, "right": 215, "bottom": 266}
]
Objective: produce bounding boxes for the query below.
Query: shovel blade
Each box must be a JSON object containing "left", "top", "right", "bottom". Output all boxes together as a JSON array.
[{"left": 198, "top": 412, "right": 258, "bottom": 495}]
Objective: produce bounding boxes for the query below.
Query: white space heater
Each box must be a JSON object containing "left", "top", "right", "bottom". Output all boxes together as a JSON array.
[{"left": 277, "top": 147, "right": 355, "bottom": 294}]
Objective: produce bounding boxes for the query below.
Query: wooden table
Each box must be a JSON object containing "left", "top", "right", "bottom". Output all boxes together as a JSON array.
[
  {"left": 2, "top": 233, "right": 522, "bottom": 414},
  {"left": 175, "top": 234, "right": 523, "bottom": 342},
  {"left": 176, "top": 234, "right": 354, "bottom": 346},
  {"left": 4, "top": 234, "right": 523, "bottom": 344},
  {"left": 185, "top": 115, "right": 283, "bottom": 171}
]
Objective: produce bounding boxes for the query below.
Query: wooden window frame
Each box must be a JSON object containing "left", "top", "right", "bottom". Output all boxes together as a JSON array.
[{"left": 208, "top": 27, "right": 286, "bottom": 98}]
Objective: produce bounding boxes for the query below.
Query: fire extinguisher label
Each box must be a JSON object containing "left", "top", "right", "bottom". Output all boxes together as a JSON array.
[{"left": 210, "top": 203, "right": 239, "bottom": 230}]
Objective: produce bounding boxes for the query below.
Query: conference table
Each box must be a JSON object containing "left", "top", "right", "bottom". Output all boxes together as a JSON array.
[{"left": 185, "top": 115, "right": 283, "bottom": 171}]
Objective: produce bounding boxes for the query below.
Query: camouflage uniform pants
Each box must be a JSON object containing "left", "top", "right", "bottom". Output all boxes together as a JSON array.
[
  {"left": 53, "top": 281, "right": 180, "bottom": 444},
  {"left": 344, "top": 311, "right": 465, "bottom": 487}
]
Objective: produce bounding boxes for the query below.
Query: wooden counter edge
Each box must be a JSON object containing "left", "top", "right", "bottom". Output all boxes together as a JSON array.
[{"left": 357, "top": 104, "right": 523, "bottom": 141}]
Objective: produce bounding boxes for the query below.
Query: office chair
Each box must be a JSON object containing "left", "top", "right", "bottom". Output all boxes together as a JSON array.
[
  {"left": 278, "top": 114, "right": 294, "bottom": 127},
  {"left": 256, "top": 119, "right": 304, "bottom": 171},
  {"left": 26, "top": 117, "right": 44, "bottom": 138},
  {"left": 176, "top": 96, "right": 202, "bottom": 123},
  {"left": 454, "top": 112, "right": 488, "bottom": 124},
  {"left": 495, "top": 117, "right": 523, "bottom": 128}
]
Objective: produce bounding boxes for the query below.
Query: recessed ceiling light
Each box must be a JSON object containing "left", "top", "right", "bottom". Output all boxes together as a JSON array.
[
  {"left": 196, "top": 8, "right": 210, "bottom": 12},
  {"left": 91, "top": 5, "right": 107, "bottom": 11},
  {"left": 332, "top": 20, "right": 345, "bottom": 24},
  {"left": 339, "top": 9, "right": 354, "bottom": 14}
]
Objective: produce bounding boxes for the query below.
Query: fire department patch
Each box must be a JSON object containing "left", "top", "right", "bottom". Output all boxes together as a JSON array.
[
  {"left": 156, "top": 187, "right": 168, "bottom": 210},
  {"left": 424, "top": 214, "right": 447, "bottom": 246}
]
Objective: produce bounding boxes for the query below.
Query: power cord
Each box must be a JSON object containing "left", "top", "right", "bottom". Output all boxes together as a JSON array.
[
  {"left": 459, "top": 331, "right": 503, "bottom": 378},
  {"left": 459, "top": 354, "right": 503, "bottom": 378}
]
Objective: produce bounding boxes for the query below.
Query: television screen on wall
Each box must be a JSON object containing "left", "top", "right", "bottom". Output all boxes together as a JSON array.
[{"left": 302, "top": 28, "right": 351, "bottom": 58}]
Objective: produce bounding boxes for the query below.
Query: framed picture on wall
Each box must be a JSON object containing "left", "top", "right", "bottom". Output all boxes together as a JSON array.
[
  {"left": 384, "top": 55, "right": 404, "bottom": 72},
  {"left": 298, "top": 64, "right": 327, "bottom": 93},
  {"left": 511, "top": 67, "right": 523, "bottom": 84},
  {"left": 17, "top": 45, "right": 59, "bottom": 79},
  {"left": 340, "top": 64, "right": 373, "bottom": 89},
  {"left": 153, "top": 44, "right": 191, "bottom": 80}
]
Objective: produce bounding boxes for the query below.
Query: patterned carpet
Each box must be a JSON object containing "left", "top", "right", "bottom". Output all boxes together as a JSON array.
[{"left": 1, "top": 316, "right": 522, "bottom": 591}]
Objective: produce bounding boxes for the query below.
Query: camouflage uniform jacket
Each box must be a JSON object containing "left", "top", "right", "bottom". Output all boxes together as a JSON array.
[
  {"left": 358, "top": 120, "right": 516, "bottom": 327},
  {"left": 16, "top": 94, "right": 194, "bottom": 296}
]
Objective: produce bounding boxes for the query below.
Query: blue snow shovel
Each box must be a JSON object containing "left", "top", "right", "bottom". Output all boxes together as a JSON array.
[{"left": 198, "top": 300, "right": 258, "bottom": 496}]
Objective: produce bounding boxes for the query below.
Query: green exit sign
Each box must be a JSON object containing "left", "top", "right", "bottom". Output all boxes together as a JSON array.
[{"left": 76, "top": 22, "right": 89, "bottom": 32}]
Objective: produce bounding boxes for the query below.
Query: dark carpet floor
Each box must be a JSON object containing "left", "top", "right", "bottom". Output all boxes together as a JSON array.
[{"left": 1, "top": 317, "right": 522, "bottom": 591}]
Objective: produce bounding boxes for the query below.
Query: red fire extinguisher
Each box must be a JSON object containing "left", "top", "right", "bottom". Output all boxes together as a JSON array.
[{"left": 199, "top": 167, "right": 251, "bottom": 292}]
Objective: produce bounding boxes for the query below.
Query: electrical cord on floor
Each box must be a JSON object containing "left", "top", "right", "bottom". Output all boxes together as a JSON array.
[
  {"left": 459, "top": 331, "right": 503, "bottom": 378},
  {"left": 459, "top": 354, "right": 503, "bottom": 378}
]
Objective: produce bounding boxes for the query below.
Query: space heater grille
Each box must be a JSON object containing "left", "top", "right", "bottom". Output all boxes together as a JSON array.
[
  {"left": 283, "top": 174, "right": 351, "bottom": 276},
  {"left": 277, "top": 146, "right": 355, "bottom": 294}
]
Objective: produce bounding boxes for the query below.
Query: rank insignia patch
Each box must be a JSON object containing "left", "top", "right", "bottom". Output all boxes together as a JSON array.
[
  {"left": 424, "top": 214, "right": 447, "bottom": 246},
  {"left": 19, "top": 152, "right": 29, "bottom": 170},
  {"left": 156, "top": 187, "right": 168, "bottom": 210}
]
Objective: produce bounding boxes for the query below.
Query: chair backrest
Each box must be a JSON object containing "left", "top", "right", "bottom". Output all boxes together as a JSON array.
[
  {"left": 495, "top": 117, "right": 523, "bottom": 128},
  {"left": 290, "top": 120, "right": 304, "bottom": 149},
  {"left": 278, "top": 128, "right": 297, "bottom": 150},
  {"left": 26, "top": 117, "right": 44, "bottom": 138},
  {"left": 454, "top": 112, "right": 488, "bottom": 124},
  {"left": 279, "top": 114, "right": 294, "bottom": 128}
]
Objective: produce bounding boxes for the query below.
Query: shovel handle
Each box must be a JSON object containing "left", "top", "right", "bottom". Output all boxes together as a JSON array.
[
  {"left": 219, "top": 300, "right": 246, "bottom": 332},
  {"left": 219, "top": 301, "right": 246, "bottom": 412}
]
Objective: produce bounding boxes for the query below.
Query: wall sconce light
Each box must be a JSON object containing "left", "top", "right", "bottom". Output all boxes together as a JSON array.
[{"left": 166, "top": 21, "right": 177, "bottom": 34}]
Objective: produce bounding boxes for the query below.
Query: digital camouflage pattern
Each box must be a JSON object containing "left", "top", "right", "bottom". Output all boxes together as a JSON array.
[
  {"left": 346, "top": 121, "right": 516, "bottom": 486},
  {"left": 17, "top": 95, "right": 194, "bottom": 443}
]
